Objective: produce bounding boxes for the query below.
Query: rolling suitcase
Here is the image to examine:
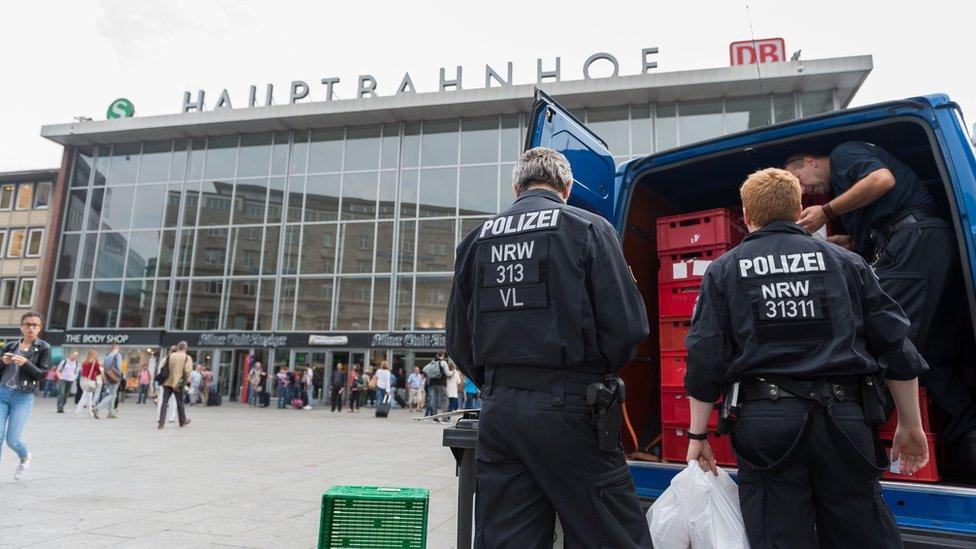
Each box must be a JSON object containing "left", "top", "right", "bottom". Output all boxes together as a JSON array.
[
  {"left": 394, "top": 388, "right": 407, "bottom": 408},
  {"left": 375, "top": 394, "right": 392, "bottom": 418}
]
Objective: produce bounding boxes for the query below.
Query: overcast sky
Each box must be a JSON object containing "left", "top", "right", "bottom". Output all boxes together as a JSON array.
[{"left": 1, "top": 0, "right": 971, "bottom": 171}]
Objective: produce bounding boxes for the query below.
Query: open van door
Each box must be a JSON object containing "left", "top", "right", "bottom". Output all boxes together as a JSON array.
[{"left": 524, "top": 89, "right": 619, "bottom": 221}]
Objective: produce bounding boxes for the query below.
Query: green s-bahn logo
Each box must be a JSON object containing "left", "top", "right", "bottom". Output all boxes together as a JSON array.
[{"left": 106, "top": 98, "right": 135, "bottom": 119}]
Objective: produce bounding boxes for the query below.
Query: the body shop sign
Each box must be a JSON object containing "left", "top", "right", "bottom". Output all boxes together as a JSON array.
[{"left": 64, "top": 333, "right": 130, "bottom": 345}]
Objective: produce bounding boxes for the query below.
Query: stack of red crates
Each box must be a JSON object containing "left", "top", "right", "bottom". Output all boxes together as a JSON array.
[
  {"left": 657, "top": 208, "right": 746, "bottom": 466},
  {"left": 879, "top": 388, "right": 942, "bottom": 482}
]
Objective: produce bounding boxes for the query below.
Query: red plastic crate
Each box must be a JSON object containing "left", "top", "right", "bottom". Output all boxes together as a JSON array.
[
  {"left": 659, "top": 281, "right": 701, "bottom": 318},
  {"left": 880, "top": 388, "right": 937, "bottom": 436},
  {"left": 661, "top": 387, "right": 718, "bottom": 427},
  {"left": 659, "top": 317, "right": 692, "bottom": 353},
  {"left": 658, "top": 247, "right": 730, "bottom": 284},
  {"left": 661, "top": 423, "right": 736, "bottom": 466},
  {"left": 657, "top": 208, "right": 746, "bottom": 253},
  {"left": 660, "top": 352, "right": 688, "bottom": 388},
  {"left": 879, "top": 432, "right": 941, "bottom": 483}
]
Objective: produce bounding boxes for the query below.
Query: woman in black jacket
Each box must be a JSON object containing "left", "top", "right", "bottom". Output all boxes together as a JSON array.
[{"left": 0, "top": 311, "right": 50, "bottom": 481}]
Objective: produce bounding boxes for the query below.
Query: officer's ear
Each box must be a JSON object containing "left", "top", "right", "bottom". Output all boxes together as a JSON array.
[
  {"left": 560, "top": 180, "right": 573, "bottom": 202},
  {"left": 742, "top": 207, "right": 759, "bottom": 233}
]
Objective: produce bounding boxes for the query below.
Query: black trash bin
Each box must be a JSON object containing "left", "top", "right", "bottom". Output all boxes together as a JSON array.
[{"left": 443, "top": 412, "right": 479, "bottom": 549}]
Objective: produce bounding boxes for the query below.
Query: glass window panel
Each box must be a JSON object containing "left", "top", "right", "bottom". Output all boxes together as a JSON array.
[
  {"left": 0, "top": 184, "right": 14, "bottom": 209},
  {"left": 230, "top": 226, "right": 263, "bottom": 276},
  {"left": 304, "top": 174, "right": 341, "bottom": 222},
  {"left": 26, "top": 230, "right": 42, "bottom": 257},
  {"left": 158, "top": 230, "right": 176, "bottom": 278},
  {"left": 395, "top": 276, "right": 413, "bottom": 330},
  {"left": 187, "top": 280, "right": 223, "bottom": 330},
  {"left": 182, "top": 182, "right": 200, "bottom": 226},
  {"left": 419, "top": 167, "right": 457, "bottom": 217},
  {"left": 237, "top": 133, "right": 272, "bottom": 177},
  {"left": 262, "top": 226, "right": 280, "bottom": 275},
  {"left": 375, "top": 222, "right": 394, "bottom": 273},
  {"left": 339, "top": 223, "right": 375, "bottom": 274},
  {"left": 72, "top": 148, "right": 94, "bottom": 187},
  {"left": 169, "top": 280, "right": 188, "bottom": 329},
  {"left": 499, "top": 163, "right": 516, "bottom": 210},
  {"left": 381, "top": 124, "right": 399, "bottom": 169},
  {"left": 187, "top": 139, "right": 206, "bottom": 180},
  {"left": 773, "top": 95, "right": 796, "bottom": 123},
  {"left": 459, "top": 165, "right": 498, "bottom": 215},
  {"left": 193, "top": 228, "right": 228, "bottom": 276},
  {"left": 94, "top": 147, "right": 109, "bottom": 185},
  {"left": 163, "top": 184, "right": 182, "bottom": 228},
  {"left": 414, "top": 276, "right": 451, "bottom": 330},
  {"left": 223, "top": 279, "right": 258, "bottom": 330},
  {"left": 15, "top": 184, "right": 33, "bottom": 210},
  {"left": 0, "top": 233, "right": 5, "bottom": 258},
  {"left": 678, "top": 100, "right": 723, "bottom": 145},
  {"left": 267, "top": 177, "right": 285, "bottom": 223},
  {"left": 401, "top": 123, "right": 420, "bottom": 168},
  {"left": 421, "top": 120, "right": 459, "bottom": 167},
  {"left": 131, "top": 184, "right": 167, "bottom": 229},
  {"left": 87, "top": 188, "right": 103, "bottom": 230},
  {"left": 341, "top": 171, "right": 378, "bottom": 221},
  {"left": 0, "top": 279, "right": 15, "bottom": 306},
  {"left": 151, "top": 280, "right": 170, "bottom": 328},
  {"left": 335, "top": 278, "right": 370, "bottom": 330},
  {"left": 98, "top": 186, "right": 134, "bottom": 231},
  {"left": 276, "top": 278, "right": 297, "bottom": 330},
  {"left": 300, "top": 223, "right": 338, "bottom": 275},
  {"left": 308, "top": 128, "right": 343, "bottom": 173},
  {"left": 176, "top": 229, "right": 195, "bottom": 277},
  {"left": 378, "top": 171, "right": 397, "bottom": 219},
  {"left": 461, "top": 117, "right": 499, "bottom": 164},
  {"left": 655, "top": 104, "right": 677, "bottom": 151},
  {"left": 170, "top": 139, "right": 188, "bottom": 181},
  {"left": 119, "top": 279, "right": 153, "bottom": 328},
  {"left": 199, "top": 180, "right": 233, "bottom": 226},
  {"left": 50, "top": 282, "right": 72, "bottom": 330},
  {"left": 345, "top": 126, "right": 381, "bottom": 171},
  {"left": 801, "top": 90, "right": 833, "bottom": 116},
  {"left": 16, "top": 279, "right": 34, "bottom": 308},
  {"left": 399, "top": 170, "right": 418, "bottom": 218},
  {"left": 139, "top": 140, "right": 171, "bottom": 182},
  {"left": 203, "top": 135, "right": 238, "bottom": 179},
  {"left": 289, "top": 130, "right": 309, "bottom": 174},
  {"left": 33, "top": 181, "right": 51, "bottom": 208},
  {"left": 6, "top": 229, "right": 25, "bottom": 258},
  {"left": 459, "top": 217, "right": 490, "bottom": 241},
  {"left": 72, "top": 282, "right": 91, "bottom": 328},
  {"left": 79, "top": 233, "right": 97, "bottom": 278},
  {"left": 232, "top": 179, "right": 267, "bottom": 224},
  {"left": 296, "top": 278, "right": 334, "bottom": 330},
  {"left": 500, "top": 114, "right": 520, "bottom": 162},
  {"left": 726, "top": 96, "right": 769, "bottom": 133},
  {"left": 270, "top": 131, "right": 289, "bottom": 176},
  {"left": 65, "top": 189, "right": 87, "bottom": 231},
  {"left": 280, "top": 225, "right": 301, "bottom": 275},
  {"left": 416, "top": 219, "right": 455, "bottom": 272},
  {"left": 588, "top": 106, "right": 630, "bottom": 155},
  {"left": 108, "top": 143, "right": 140, "bottom": 185},
  {"left": 372, "top": 277, "right": 390, "bottom": 330},
  {"left": 126, "top": 230, "right": 160, "bottom": 279},
  {"left": 256, "top": 278, "right": 276, "bottom": 330},
  {"left": 57, "top": 234, "right": 80, "bottom": 279},
  {"left": 287, "top": 176, "right": 305, "bottom": 223},
  {"left": 631, "top": 105, "right": 652, "bottom": 155},
  {"left": 94, "top": 232, "right": 127, "bottom": 278},
  {"left": 88, "top": 280, "right": 122, "bottom": 328},
  {"left": 398, "top": 220, "right": 416, "bottom": 272}
]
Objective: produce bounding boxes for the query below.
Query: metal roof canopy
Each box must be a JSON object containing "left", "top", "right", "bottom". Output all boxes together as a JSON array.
[{"left": 40, "top": 56, "right": 871, "bottom": 147}]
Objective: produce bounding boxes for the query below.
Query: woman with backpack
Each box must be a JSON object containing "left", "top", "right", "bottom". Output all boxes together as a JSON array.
[{"left": 74, "top": 349, "right": 101, "bottom": 417}]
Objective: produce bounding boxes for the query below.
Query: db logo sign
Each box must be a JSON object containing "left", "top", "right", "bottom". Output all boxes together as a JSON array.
[{"left": 730, "top": 38, "right": 786, "bottom": 66}]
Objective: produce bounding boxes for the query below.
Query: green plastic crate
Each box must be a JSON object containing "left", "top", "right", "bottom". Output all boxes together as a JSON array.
[{"left": 319, "top": 486, "right": 429, "bottom": 549}]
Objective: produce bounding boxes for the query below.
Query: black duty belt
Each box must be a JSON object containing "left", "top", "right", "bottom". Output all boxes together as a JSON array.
[
  {"left": 740, "top": 376, "right": 862, "bottom": 404},
  {"left": 485, "top": 365, "right": 604, "bottom": 402},
  {"left": 876, "top": 206, "right": 940, "bottom": 240}
]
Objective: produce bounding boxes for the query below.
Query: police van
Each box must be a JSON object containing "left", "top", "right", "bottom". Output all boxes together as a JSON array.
[{"left": 526, "top": 90, "right": 976, "bottom": 545}]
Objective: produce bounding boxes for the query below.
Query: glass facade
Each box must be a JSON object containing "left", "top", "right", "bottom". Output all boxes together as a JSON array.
[{"left": 50, "top": 91, "right": 835, "bottom": 333}]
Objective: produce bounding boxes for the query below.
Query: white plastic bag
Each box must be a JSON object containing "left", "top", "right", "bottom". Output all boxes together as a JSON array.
[{"left": 647, "top": 462, "right": 749, "bottom": 549}]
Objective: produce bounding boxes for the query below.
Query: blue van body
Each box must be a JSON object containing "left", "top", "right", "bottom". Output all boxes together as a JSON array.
[{"left": 526, "top": 90, "right": 976, "bottom": 542}]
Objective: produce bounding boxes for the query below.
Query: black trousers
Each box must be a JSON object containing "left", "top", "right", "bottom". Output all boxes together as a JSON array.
[
  {"left": 475, "top": 386, "right": 650, "bottom": 549},
  {"left": 158, "top": 386, "right": 187, "bottom": 424},
  {"left": 874, "top": 219, "right": 976, "bottom": 440},
  {"left": 733, "top": 399, "right": 901, "bottom": 549}
]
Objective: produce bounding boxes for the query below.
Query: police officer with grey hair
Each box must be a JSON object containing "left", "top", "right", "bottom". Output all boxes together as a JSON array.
[{"left": 447, "top": 147, "right": 651, "bottom": 548}]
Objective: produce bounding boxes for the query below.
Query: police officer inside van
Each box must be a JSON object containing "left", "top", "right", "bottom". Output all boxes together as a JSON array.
[
  {"left": 447, "top": 147, "right": 651, "bottom": 548},
  {"left": 786, "top": 142, "right": 976, "bottom": 480},
  {"left": 685, "top": 168, "right": 929, "bottom": 548}
]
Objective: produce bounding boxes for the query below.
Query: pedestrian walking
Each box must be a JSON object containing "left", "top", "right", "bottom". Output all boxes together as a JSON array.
[
  {"left": 136, "top": 363, "right": 151, "bottom": 404},
  {"left": 374, "top": 361, "right": 392, "bottom": 405},
  {"left": 446, "top": 362, "right": 460, "bottom": 412},
  {"left": 407, "top": 366, "right": 425, "bottom": 412},
  {"left": 347, "top": 366, "right": 363, "bottom": 413},
  {"left": 0, "top": 311, "right": 51, "bottom": 481},
  {"left": 330, "top": 364, "right": 346, "bottom": 412},
  {"left": 275, "top": 367, "right": 289, "bottom": 409},
  {"left": 154, "top": 346, "right": 178, "bottom": 423},
  {"left": 189, "top": 364, "right": 204, "bottom": 406},
  {"left": 303, "top": 367, "right": 314, "bottom": 410},
  {"left": 75, "top": 350, "right": 101, "bottom": 416},
  {"left": 422, "top": 352, "right": 450, "bottom": 421},
  {"left": 42, "top": 367, "right": 56, "bottom": 398},
  {"left": 54, "top": 351, "right": 79, "bottom": 413},
  {"left": 157, "top": 341, "right": 193, "bottom": 429},
  {"left": 93, "top": 343, "right": 123, "bottom": 419}
]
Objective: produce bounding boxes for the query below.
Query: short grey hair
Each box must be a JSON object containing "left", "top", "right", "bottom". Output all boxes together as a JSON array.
[
  {"left": 512, "top": 147, "right": 574, "bottom": 194},
  {"left": 177, "top": 341, "right": 188, "bottom": 351}
]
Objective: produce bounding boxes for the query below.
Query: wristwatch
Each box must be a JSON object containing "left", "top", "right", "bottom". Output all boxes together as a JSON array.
[{"left": 687, "top": 431, "right": 708, "bottom": 441}]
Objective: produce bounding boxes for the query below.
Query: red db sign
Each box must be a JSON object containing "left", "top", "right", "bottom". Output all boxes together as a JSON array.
[{"left": 730, "top": 38, "right": 786, "bottom": 66}]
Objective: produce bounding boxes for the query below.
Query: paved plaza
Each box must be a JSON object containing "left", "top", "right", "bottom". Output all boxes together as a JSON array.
[{"left": 0, "top": 397, "right": 461, "bottom": 548}]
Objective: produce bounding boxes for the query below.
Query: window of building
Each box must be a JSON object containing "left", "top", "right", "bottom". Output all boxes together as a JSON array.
[
  {"left": 0, "top": 231, "right": 6, "bottom": 258},
  {"left": 357, "top": 233, "right": 371, "bottom": 250},
  {"left": 204, "top": 248, "right": 223, "bottom": 265},
  {"left": 355, "top": 283, "right": 370, "bottom": 302},
  {"left": 17, "top": 279, "right": 35, "bottom": 308},
  {"left": 243, "top": 251, "right": 258, "bottom": 269},
  {"left": 25, "top": 228, "right": 43, "bottom": 257},
  {"left": 6, "top": 229, "right": 25, "bottom": 258},
  {"left": 0, "top": 279, "right": 16, "bottom": 307},
  {"left": 33, "top": 182, "right": 52, "bottom": 209},
  {"left": 15, "top": 184, "right": 33, "bottom": 210},
  {"left": 356, "top": 259, "right": 371, "bottom": 273},
  {"left": 800, "top": 90, "right": 834, "bottom": 117},
  {"left": 0, "top": 184, "right": 15, "bottom": 210}
]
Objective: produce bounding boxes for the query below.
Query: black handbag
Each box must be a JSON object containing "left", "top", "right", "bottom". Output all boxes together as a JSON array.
[{"left": 155, "top": 363, "right": 169, "bottom": 385}]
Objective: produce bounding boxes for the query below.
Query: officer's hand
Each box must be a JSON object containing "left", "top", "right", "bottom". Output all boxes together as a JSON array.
[
  {"left": 797, "top": 205, "right": 828, "bottom": 233},
  {"left": 891, "top": 424, "right": 929, "bottom": 475},
  {"left": 826, "top": 234, "right": 855, "bottom": 250},
  {"left": 687, "top": 440, "right": 718, "bottom": 476}
]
